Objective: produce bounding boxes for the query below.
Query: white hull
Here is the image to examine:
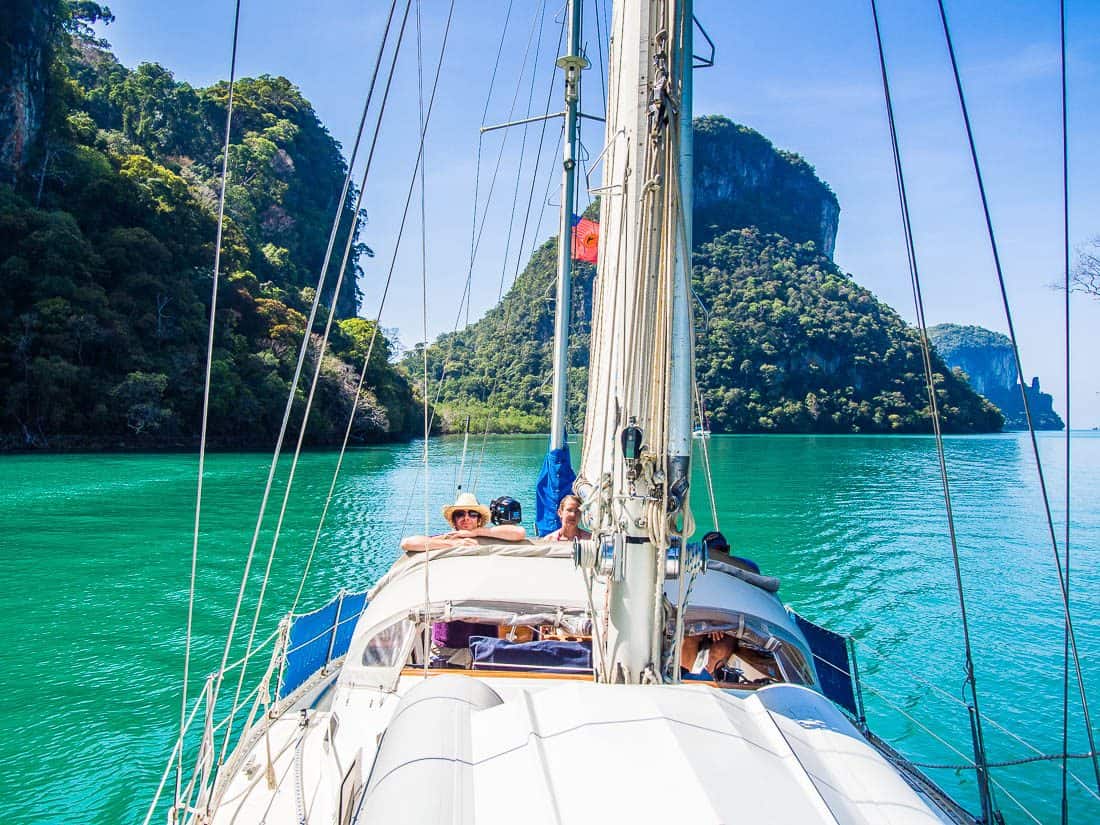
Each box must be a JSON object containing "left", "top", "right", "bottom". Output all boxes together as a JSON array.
[{"left": 193, "top": 544, "right": 970, "bottom": 825}]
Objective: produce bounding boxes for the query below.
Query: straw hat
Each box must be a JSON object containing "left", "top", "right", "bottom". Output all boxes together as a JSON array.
[{"left": 442, "top": 492, "right": 491, "bottom": 526}]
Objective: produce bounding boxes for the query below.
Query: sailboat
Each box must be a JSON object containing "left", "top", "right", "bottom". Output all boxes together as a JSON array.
[{"left": 157, "top": 1, "right": 996, "bottom": 823}]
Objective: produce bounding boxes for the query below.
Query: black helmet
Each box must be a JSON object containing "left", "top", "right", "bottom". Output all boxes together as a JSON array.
[{"left": 490, "top": 496, "right": 522, "bottom": 525}]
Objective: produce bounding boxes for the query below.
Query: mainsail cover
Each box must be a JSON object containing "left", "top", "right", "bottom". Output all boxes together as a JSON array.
[{"left": 577, "top": 2, "right": 694, "bottom": 539}]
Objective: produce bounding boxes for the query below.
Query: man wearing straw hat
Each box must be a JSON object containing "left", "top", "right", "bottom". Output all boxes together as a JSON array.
[{"left": 400, "top": 492, "right": 526, "bottom": 553}]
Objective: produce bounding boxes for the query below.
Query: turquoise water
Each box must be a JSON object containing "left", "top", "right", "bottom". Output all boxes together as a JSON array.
[{"left": 1, "top": 433, "right": 1097, "bottom": 823}]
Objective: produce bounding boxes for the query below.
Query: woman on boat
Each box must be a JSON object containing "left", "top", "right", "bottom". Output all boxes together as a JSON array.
[
  {"left": 399, "top": 492, "right": 526, "bottom": 553},
  {"left": 541, "top": 494, "right": 591, "bottom": 541}
]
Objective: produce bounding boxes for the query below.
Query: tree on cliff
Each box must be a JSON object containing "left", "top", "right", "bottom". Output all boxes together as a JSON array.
[
  {"left": 928, "top": 323, "right": 1063, "bottom": 431},
  {"left": 694, "top": 230, "right": 1002, "bottom": 433},
  {"left": 1072, "top": 236, "right": 1100, "bottom": 298}
]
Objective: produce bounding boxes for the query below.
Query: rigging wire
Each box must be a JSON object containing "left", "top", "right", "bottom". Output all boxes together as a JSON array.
[
  {"left": 511, "top": 15, "right": 570, "bottom": 291},
  {"left": 396, "top": 0, "right": 548, "bottom": 537},
  {"left": 862, "top": 682, "right": 1045, "bottom": 825},
  {"left": 465, "top": 4, "right": 566, "bottom": 487},
  {"left": 1059, "top": 1, "right": 1072, "bottom": 820},
  {"left": 179, "top": 0, "right": 240, "bottom": 805},
  {"left": 454, "top": 415, "right": 472, "bottom": 493},
  {"left": 692, "top": 377, "right": 719, "bottom": 532},
  {"left": 201, "top": 0, "right": 404, "bottom": 778},
  {"left": 934, "top": 0, "right": 1100, "bottom": 796},
  {"left": 399, "top": 0, "right": 566, "bottom": 519},
  {"left": 591, "top": 0, "right": 608, "bottom": 115},
  {"left": 465, "top": 0, "right": 517, "bottom": 323},
  {"left": 868, "top": 2, "right": 998, "bottom": 817},
  {"left": 416, "top": 0, "right": 432, "bottom": 675},
  {"left": 529, "top": 124, "right": 566, "bottom": 264},
  {"left": 844, "top": 639, "right": 1100, "bottom": 802},
  {"left": 415, "top": 0, "right": 542, "bottom": 500},
  {"left": 495, "top": 0, "right": 551, "bottom": 302},
  {"left": 217, "top": 0, "right": 413, "bottom": 761},
  {"left": 289, "top": 0, "right": 457, "bottom": 611}
]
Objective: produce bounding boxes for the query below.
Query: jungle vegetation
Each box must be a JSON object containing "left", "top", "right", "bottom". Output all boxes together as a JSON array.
[
  {"left": 0, "top": 2, "right": 419, "bottom": 448},
  {"left": 411, "top": 220, "right": 1003, "bottom": 435}
]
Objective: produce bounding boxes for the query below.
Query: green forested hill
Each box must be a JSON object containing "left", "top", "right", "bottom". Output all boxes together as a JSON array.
[
  {"left": 412, "top": 239, "right": 596, "bottom": 434},
  {"left": 410, "top": 121, "right": 1002, "bottom": 435},
  {"left": 694, "top": 231, "right": 1001, "bottom": 432},
  {"left": 0, "top": 3, "right": 418, "bottom": 448}
]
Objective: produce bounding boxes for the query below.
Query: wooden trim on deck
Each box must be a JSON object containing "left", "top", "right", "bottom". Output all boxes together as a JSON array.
[{"left": 401, "top": 667, "right": 592, "bottom": 681}]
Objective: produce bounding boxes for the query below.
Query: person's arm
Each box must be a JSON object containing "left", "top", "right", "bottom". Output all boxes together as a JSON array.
[
  {"left": 486, "top": 524, "right": 526, "bottom": 541},
  {"left": 400, "top": 534, "right": 476, "bottom": 553},
  {"left": 448, "top": 525, "right": 527, "bottom": 542}
]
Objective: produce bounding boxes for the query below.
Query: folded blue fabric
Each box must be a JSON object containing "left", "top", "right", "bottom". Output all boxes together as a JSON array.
[{"left": 469, "top": 636, "right": 592, "bottom": 671}]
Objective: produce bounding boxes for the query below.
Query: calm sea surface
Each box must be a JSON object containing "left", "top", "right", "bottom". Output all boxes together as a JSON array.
[{"left": 1, "top": 433, "right": 1098, "bottom": 823}]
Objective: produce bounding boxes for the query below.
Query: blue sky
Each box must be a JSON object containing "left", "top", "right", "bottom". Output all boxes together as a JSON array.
[{"left": 95, "top": 1, "right": 1100, "bottom": 426}]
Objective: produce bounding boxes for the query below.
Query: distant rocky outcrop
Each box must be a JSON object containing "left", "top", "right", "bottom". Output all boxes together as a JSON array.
[
  {"left": 693, "top": 116, "right": 840, "bottom": 258},
  {"left": 928, "top": 324, "right": 1064, "bottom": 430}
]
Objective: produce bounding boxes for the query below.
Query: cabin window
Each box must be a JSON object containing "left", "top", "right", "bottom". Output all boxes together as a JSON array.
[
  {"left": 421, "top": 616, "right": 593, "bottom": 675},
  {"left": 681, "top": 613, "right": 815, "bottom": 688},
  {"left": 772, "top": 641, "right": 814, "bottom": 686},
  {"left": 361, "top": 618, "right": 416, "bottom": 669}
]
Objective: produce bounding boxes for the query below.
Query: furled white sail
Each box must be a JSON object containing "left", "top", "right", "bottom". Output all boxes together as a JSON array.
[{"left": 578, "top": 0, "right": 694, "bottom": 547}]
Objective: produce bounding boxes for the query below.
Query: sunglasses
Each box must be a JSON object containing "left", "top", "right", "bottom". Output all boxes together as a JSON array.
[{"left": 452, "top": 510, "right": 481, "bottom": 520}]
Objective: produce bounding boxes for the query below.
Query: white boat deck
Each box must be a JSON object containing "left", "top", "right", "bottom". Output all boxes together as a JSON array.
[{"left": 208, "top": 672, "right": 953, "bottom": 825}]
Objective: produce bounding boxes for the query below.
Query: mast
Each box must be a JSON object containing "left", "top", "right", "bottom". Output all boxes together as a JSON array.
[
  {"left": 548, "top": 0, "right": 586, "bottom": 450},
  {"left": 668, "top": 0, "right": 693, "bottom": 502},
  {"left": 577, "top": 0, "right": 693, "bottom": 684}
]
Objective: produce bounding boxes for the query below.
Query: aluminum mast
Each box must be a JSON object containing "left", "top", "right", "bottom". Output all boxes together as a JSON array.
[{"left": 548, "top": 0, "right": 586, "bottom": 450}]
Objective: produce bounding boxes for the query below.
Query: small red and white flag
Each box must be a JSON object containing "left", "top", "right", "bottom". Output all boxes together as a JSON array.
[{"left": 571, "top": 217, "right": 599, "bottom": 263}]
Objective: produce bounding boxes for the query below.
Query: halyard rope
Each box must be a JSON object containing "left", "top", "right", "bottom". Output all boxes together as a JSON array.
[
  {"left": 936, "top": 0, "right": 1099, "bottom": 795},
  {"left": 179, "top": 0, "right": 241, "bottom": 808}
]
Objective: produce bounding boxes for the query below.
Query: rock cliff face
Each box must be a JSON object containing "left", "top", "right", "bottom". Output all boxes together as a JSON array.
[
  {"left": 928, "top": 324, "right": 1064, "bottom": 430},
  {"left": 693, "top": 115, "right": 840, "bottom": 259},
  {"left": 0, "top": 2, "right": 52, "bottom": 183}
]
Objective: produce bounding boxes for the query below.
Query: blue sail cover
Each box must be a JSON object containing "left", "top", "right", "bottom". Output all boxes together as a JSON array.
[
  {"left": 535, "top": 443, "right": 576, "bottom": 536},
  {"left": 279, "top": 590, "right": 368, "bottom": 699}
]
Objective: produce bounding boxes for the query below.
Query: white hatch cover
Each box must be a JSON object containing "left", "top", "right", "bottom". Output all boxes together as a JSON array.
[{"left": 358, "top": 678, "right": 950, "bottom": 825}]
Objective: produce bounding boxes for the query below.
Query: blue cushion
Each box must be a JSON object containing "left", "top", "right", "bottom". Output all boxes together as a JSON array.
[{"left": 469, "top": 636, "right": 592, "bottom": 672}]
